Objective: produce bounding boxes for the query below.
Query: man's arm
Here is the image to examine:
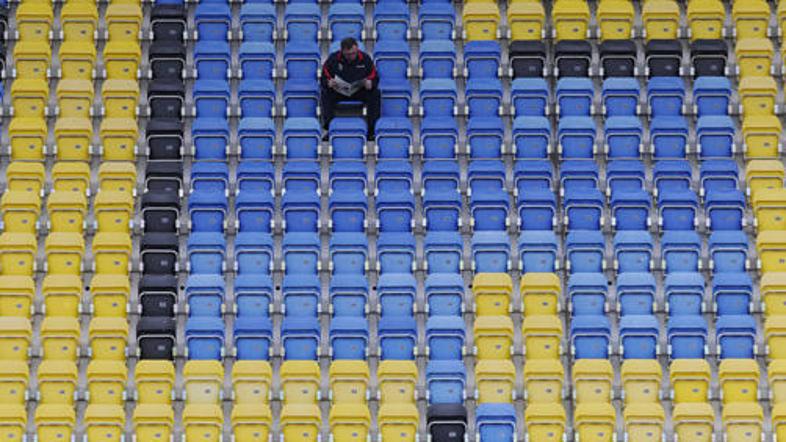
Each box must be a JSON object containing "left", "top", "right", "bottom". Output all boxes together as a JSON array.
[
  {"left": 321, "top": 53, "right": 337, "bottom": 89},
  {"left": 365, "top": 54, "right": 379, "bottom": 89}
]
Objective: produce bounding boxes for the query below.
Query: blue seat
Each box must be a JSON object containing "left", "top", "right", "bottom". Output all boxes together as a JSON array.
[
  {"left": 476, "top": 404, "right": 516, "bottom": 442},
  {"left": 329, "top": 189, "right": 367, "bottom": 233},
  {"left": 240, "top": 3, "right": 277, "bottom": 42},
  {"left": 423, "top": 160, "right": 460, "bottom": 192},
  {"left": 650, "top": 116, "right": 689, "bottom": 158},
  {"left": 468, "top": 160, "right": 505, "bottom": 193},
  {"left": 329, "top": 117, "right": 367, "bottom": 159},
  {"left": 191, "top": 118, "right": 230, "bottom": 160},
  {"left": 613, "top": 231, "right": 653, "bottom": 273},
  {"left": 467, "top": 117, "right": 504, "bottom": 159},
  {"left": 281, "top": 317, "right": 321, "bottom": 360},
  {"left": 566, "top": 230, "right": 605, "bottom": 273},
  {"left": 283, "top": 41, "right": 321, "bottom": 80},
  {"left": 604, "top": 116, "right": 643, "bottom": 158},
  {"left": 282, "top": 191, "right": 320, "bottom": 233},
  {"left": 617, "top": 272, "right": 657, "bottom": 315},
  {"left": 374, "top": 40, "right": 411, "bottom": 81},
  {"left": 425, "top": 273, "right": 465, "bottom": 317},
  {"left": 647, "top": 77, "right": 685, "bottom": 116},
  {"left": 194, "top": 41, "right": 231, "bottom": 80},
  {"left": 420, "top": 40, "right": 457, "bottom": 79},
  {"left": 713, "top": 272, "right": 753, "bottom": 316},
  {"left": 187, "top": 232, "right": 226, "bottom": 275},
  {"left": 424, "top": 232, "right": 463, "bottom": 274},
  {"left": 193, "top": 80, "right": 229, "bottom": 119},
  {"left": 610, "top": 189, "right": 651, "bottom": 230},
  {"left": 375, "top": 117, "right": 413, "bottom": 158},
  {"left": 558, "top": 117, "right": 596, "bottom": 159},
  {"left": 471, "top": 231, "right": 510, "bottom": 273},
  {"left": 379, "top": 80, "right": 412, "bottom": 117},
  {"left": 186, "top": 274, "right": 225, "bottom": 318},
  {"left": 559, "top": 160, "right": 600, "bottom": 193},
  {"left": 378, "top": 233, "right": 416, "bottom": 274},
  {"left": 619, "top": 315, "right": 659, "bottom": 359},
  {"left": 420, "top": 79, "right": 458, "bottom": 117},
  {"left": 282, "top": 233, "right": 321, "bottom": 275},
  {"left": 517, "top": 189, "right": 557, "bottom": 230},
  {"left": 238, "top": 117, "right": 275, "bottom": 160},
  {"left": 236, "top": 161, "right": 275, "bottom": 194},
  {"left": 568, "top": 273, "right": 608, "bottom": 316},
  {"left": 330, "top": 274, "right": 369, "bottom": 318},
  {"left": 466, "top": 79, "right": 503, "bottom": 117},
  {"left": 426, "top": 360, "right": 466, "bottom": 404},
  {"left": 667, "top": 315, "right": 708, "bottom": 359},
  {"left": 239, "top": 80, "right": 276, "bottom": 118},
  {"left": 283, "top": 80, "right": 320, "bottom": 118},
  {"left": 464, "top": 41, "right": 501, "bottom": 78},
  {"left": 236, "top": 190, "right": 274, "bottom": 233},
  {"left": 282, "top": 274, "right": 321, "bottom": 317},
  {"left": 426, "top": 316, "right": 466, "bottom": 360},
  {"left": 470, "top": 186, "right": 509, "bottom": 232},
  {"left": 378, "top": 317, "right": 418, "bottom": 360},
  {"left": 570, "top": 315, "right": 611, "bottom": 359},
  {"left": 376, "top": 159, "right": 414, "bottom": 193},
  {"left": 513, "top": 160, "right": 553, "bottom": 195},
  {"left": 282, "top": 118, "right": 321, "bottom": 159},
  {"left": 716, "top": 315, "right": 756, "bottom": 359},
  {"left": 706, "top": 190, "right": 746, "bottom": 231},
  {"left": 653, "top": 160, "right": 692, "bottom": 196},
  {"left": 373, "top": 2, "right": 410, "bottom": 40},
  {"left": 330, "top": 160, "right": 366, "bottom": 194},
  {"left": 564, "top": 189, "right": 604, "bottom": 230},
  {"left": 700, "top": 160, "right": 740, "bottom": 196},
  {"left": 602, "top": 77, "right": 640, "bottom": 116},
  {"left": 518, "top": 231, "right": 559, "bottom": 273},
  {"left": 329, "top": 233, "right": 369, "bottom": 275},
  {"left": 239, "top": 42, "right": 276, "bottom": 80},
  {"left": 665, "top": 272, "right": 705, "bottom": 316},
  {"left": 284, "top": 3, "right": 321, "bottom": 41},
  {"left": 658, "top": 189, "right": 698, "bottom": 230},
  {"left": 697, "top": 115, "right": 735, "bottom": 158},
  {"left": 709, "top": 231, "right": 749, "bottom": 274},
  {"left": 377, "top": 273, "right": 417, "bottom": 317},
  {"left": 186, "top": 317, "right": 225, "bottom": 360},
  {"left": 234, "top": 316, "right": 273, "bottom": 360},
  {"left": 195, "top": 3, "right": 231, "bottom": 42},
  {"left": 191, "top": 161, "right": 229, "bottom": 195},
  {"left": 328, "top": 3, "right": 365, "bottom": 42},
  {"left": 693, "top": 76, "right": 732, "bottom": 116},
  {"left": 556, "top": 78, "right": 594, "bottom": 116},
  {"left": 376, "top": 190, "right": 415, "bottom": 232},
  {"left": 512, "top": 116, "right": 551, "bottom": 158},
  {"left": 283, "top": 161, "right": 321, "bottom": 194},
  {"left": 329, "top": 317, "right": 369, "bottom": 360},
  {"left": 232, "top": 233, "right": 273, "bottom": 274},
  {"left": 188, "top": 189, "right": 228, "bottom": 232},
  {"left": 606, "top": 160, "right": 645, "bottom": 196},
  {"left": 418, "top": 3, "right": 455, "bottom": 40},
  {"left": 234, "top": 274, "right": 273, "bottom": 318},
  {"left": 511, "top": 78, "right": 550, "bottom": 117}
]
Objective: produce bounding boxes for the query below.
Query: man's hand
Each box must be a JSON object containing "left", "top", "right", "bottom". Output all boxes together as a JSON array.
[
  {"left": 364, "top": 79, "right": 373, "bottom": 90},
  {"left": 327, "top": 78, "right": 337, "bottom": 89}
]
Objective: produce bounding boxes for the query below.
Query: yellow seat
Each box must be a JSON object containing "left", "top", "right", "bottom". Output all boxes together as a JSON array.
[
  {"left": 10, "top": 79, "right": 49, "bottom": 119},
  {"left": 5, "top": 162, "right": 45, "bottom": 196},
  {"left": 757, "top": 231, "right": 786, "bottom": 273},
  {"left": 574, "top": 403, "right": 616, "bottom": 442},
  {"left": 103, "top": 41, "right": 142, "bottom": 80},
  {"left": 552, "top": 0, "right": 590, "bottom": 40},
  {"left": 135, "top": 360, "right": 175, "bottom": 405},
  {"left": 572, "top": 359, "right": 613, "bottom": 404},
  {"left": 280, "top": 360, "right": 320, "bottom": 405},
  {"left": 687, "top": 0, "right": 725, "bottom": 40},
  {"left": 596, "top": 0, "right": 635, "bottom": 40},
  {"left": 377, "top": 360, "right": 418, "bottom": 404},
  {"left": 525, "top": 403, "right": 565, "bottom": 442},
  {"left": 88, "top": 317, "right": 128, "bottom": 361},
  {"left": 753, "top": 188, "right": 786, "bottom": 232},
  {"left": 232, "top": 360, "right": 272, "bottom": 404},
  {"left": 42, "top": 274, "right": 81, "bottom": 318},
  {"left": 92, "top": 232, "right": 133, "bottom": 275},
  {"left": 721, "top": 403, "right": 762, "bottom": 442},
  {"left": 770, "top": 360, "right": 786, "bottom": 404},
  {"left": 99, "top": 117, "right": 138, "bottom": 161},
  {"left": 623, "top": 403, "right": 665, "bottom": 442},
  {"left": 183, "top": 404, "right": 223, "bottom": 442},
  {"left": 778, "top": 1, "right": 786, "bottom": 38},
  {"left": 462, "top": 3, "right": 500, "bottom": 41},
  {"left": 0, "top": 362, "right": 28, "bottom": 406},
  {"left": 776, "top": 403, "right": 786, "bottom": 441},
  {"left": 743, "top": 115, "right": 782, "bottom": 159},
  {"left": 37, "top": 360, "right": 78, "bottom": 405},
  {"left": 520, "top": 272, "right": 561, "bottom": 315},
  {"left": 0, "top": 317, "right": 32, "bottom": 361},
  {"left": 9, "top": 117, "right": 47, "bottom": 161},
  {"left": 621, "top": 359, "right": 662, "bottom": 404},
  {"left": 1, "top": 191, "right": 40, "bottom": 234},
  {"left": 52, "top": 161, "right": 92, "bottom": 196},
  {"left": 735, "top": 38, "right": 774, "bottom": 78},
  {"left": 56, "top": 79, "right": 94, "bottom": 118},
  {"left": 672, "top": 403, "right": 715, "bottom": 442},
  {"left": 41, "top": 316, "right": 80, "bottom": 361},
  {"left": 15, "top": 2, "right": 53, "bottom": 42},
  {"left": 0, "top": 275, "right": 34, "bottom": 318},
  {"left": 231, "top": 404, "right": 272, "bottom": 442},
  {"left": 60, "top": 1, "right": 98, "bottom": 41},
  {"left": 105, "top": 4, "right": 142, "bottom": 42},
  {"left": 45, "top": 194, "right": 85, "bottom": 237},
  {"left": 719, "top": 359, "right": 759, "bottom": 404},
  {"left": 523, "top": 359, "right": 564, "bottom": 404},
  {"left": 13, "top": 41, "right": 51, "bottom": 80},
  {"left": 133, "top": 404, "right": 174, "bottom": 441},
  {"left": 94, "top": 191, "right": 134, "bottom": 234},
  {"left": 0, "top": 405, "right": 26, "bottom": 441},
  {"left": 102, "top": 79, "right": 139, "bottom": 119},
  {"left": 99, "top": 161, "right": 138, "bottom": 195},
  {"left": 35, "top": 404, "right": 75, "bottom": 442},
  {"left": 522, "top": 315, "right": 562, "bottom": 359},
  {"left": 506, "top": 1, "right": 545, "bottom": 40},
  {"left": 184, "top": 360, "right": 224, "bottom": 405},
  {"left": 473, "top": 315, "right": 514, "bottom": 360},
  {"left": 329, "top": 404, "right": 371, "bottom": 442},
  {"left": 329, "top": 360, "right": 369, "bottom": 404},
  {"left": 44, "top": 232, "right": 85, "bottom": 275},
  {"left": 739, "top": 76, "right": 777, "bottom": 117},
  {"left": 280, "top": 404, "right": 322, "bottom": 442},
  {"left": 0, "top": 233, "right": 37, "bottom": 276},
  {"left": 746, "top": 159, "right": 784, "bottom": 198},
  {"left": 732, "top": 0, "right": 770, "bottom": 39},
  {"left": 475, "top": 359, "right": 515, "bottom": 403},
  {"left": 378, "top": 404, "right": 418, "bottom": 442},
  {"left": 87, "top": 360, "right": 127, "bottom": 406},
  {"left": 53, "top": 117, "right": 92, "bottom": 161},
  {"left": 84, "top": 404, "right": 125, "bottom": 442},
  {"left": 766, "top": 315, "right": 786, "bottom": 359},
  {"left": 642, "top": 0, "right": 681, "bottom": 40},
  {"left": 89, "top": 274, "right": 130, "bottom": 318},
  {"left": 670, "top": 359, "right": 711, "bottom": 403},
  {"left": 473, "top": 273, "right": 512, "bottom": 315},
  {"left": 58, "top": 41, "right": 96, "bottom": 81}
]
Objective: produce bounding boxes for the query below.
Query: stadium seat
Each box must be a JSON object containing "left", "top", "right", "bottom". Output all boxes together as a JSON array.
[
  {"left": 574, "top": 403, "right": 616, "bottom": 441},
  {"left": 672, "top": 403, "right": 715, "bottom": 441},
  {"left": 37, "top": 360, "right": 78, "bottom": 405},
  {"left": 35, "top": 405, "right": 75, "bottom": 442},
  {"left": 599, "top": 40, "right": 638, "bottom": 77},
  {"left": 624, "top": 403, "right": 665, "bottom": 442},
  {"left": 232, "top": 404, "right": 272, "bottom": 442},
  {"left": 732, "top": 0, "right": 770, "bottom": 38},
  {"left": 475, "top": 360, "right": 515, "bottom": 403},
  {"left": 378, "top": 404, "right": 419, "bottom": 441},
  {"left": 735, "top": 38, "right": 774, "bottom": 78},
  {"left": 522, "top": 315, "right": 563, "bottom": 360},
  {"left": 428, "top": 404, "right": 467, "bottom": 441},
  {"left": 377, "top": 361, "right": 418, "bottom": 404},
  {"left": 621, "top": 360, "right": 662, "bottom": 404},
  {"left": 568, "top": 273, "right": 608, "bottom": 317},
  {"left": 523, "top": 359, "right": 564, "bottom": 404},
  {"left": 525, "top": 404, "right": 566, "bottom": 442},
  {"left": 462, "top": 3, "right": 500, "bottom": 41},
  {"left": 642, "top": 0, "right": 681, "bottom": 40},
  {"left": 476, "top": 403, "right": 517, "bottom": 441},
  {"left": 687, "top": 0, "right": 725, "bottom": 40},
  {"left": 552, "top": 0, "right": 590, "bottom": 40},
  {"left": 133, "top": 404, "right": 174, "bottom": 441},
  {"left": 507, "top": 1, "right": 545, "bottom": 40}
]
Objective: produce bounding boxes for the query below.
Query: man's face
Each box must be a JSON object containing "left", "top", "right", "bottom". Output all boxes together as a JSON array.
[{"left": 342, "top": 45, "right": 358, "bottom": 61}]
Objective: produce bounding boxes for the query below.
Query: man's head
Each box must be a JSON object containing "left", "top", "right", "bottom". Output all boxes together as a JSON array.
[{"left": 340, "top": 37, "right": 359, "bottom": 61}]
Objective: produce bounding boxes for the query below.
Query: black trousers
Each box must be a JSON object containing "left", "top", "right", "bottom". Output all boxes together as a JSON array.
[{"left": 321, "top": 87, "right": 381, "bottom": 136}]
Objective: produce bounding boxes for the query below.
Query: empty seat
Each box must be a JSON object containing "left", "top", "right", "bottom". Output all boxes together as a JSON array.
[
  {"left": 687, "top": 0, "right": 725, "bottom": 40},
  {"left": 672, "top": 403, "right": 715, "bottom": 441},
  {"left": 574, "top": 403, "right": 616, "bottom": 442},
  {"left": 475, "top": 360, "right": 515, "bottom": 403},
  {"left": 525, "top": 403, "right": 566, "bottom": 442},
  {"left": 427, "top": 404, "right": 467, "bottom": 441},
  {"left": 462, "top": 3, "right": 499, "bottom": 41},
  {"left": 475, "top": 403, "right": 517, "bottom": 441},
  {"left": 426, "top": 360, "right": 466, "bottom": 404},
  {"left": 522, "top": 315, "right": 563, "bottom": 360},
  {"left": 642, "top": 0, "right": 681, "bottom": 40},
  {"left": 133, "top": 404, "right": 174, "bottom": 441},
  {"left": 621, "top": 359, "right": 662, "bottom": 404},
  {"left": 378, "top": 404, "right": 419, "bottom": 441},
  {"left": 523, "top": 359, "right": 564, "bottom": 404}
]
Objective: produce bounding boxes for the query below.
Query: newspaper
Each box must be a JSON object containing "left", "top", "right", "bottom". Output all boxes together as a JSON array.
[{"left": 334, "top": 76, "right": 363, "bottom": 97}]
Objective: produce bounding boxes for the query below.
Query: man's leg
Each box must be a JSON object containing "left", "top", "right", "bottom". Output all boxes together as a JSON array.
[
  {"left": 352, "top": 88, "right": 381, "bottom": 137},
  {"left": 321, "top": 88, "right": 339, "bottom": 132}
]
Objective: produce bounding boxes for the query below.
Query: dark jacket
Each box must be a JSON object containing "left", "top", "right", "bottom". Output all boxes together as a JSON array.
[{"left": 321, "top": 50, "right": 379, "bottom": 90}]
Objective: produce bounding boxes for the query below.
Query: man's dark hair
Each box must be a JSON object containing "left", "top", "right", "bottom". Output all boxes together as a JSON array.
[{"left": 340, "top": 37, "right": 358, "bottom": 51}]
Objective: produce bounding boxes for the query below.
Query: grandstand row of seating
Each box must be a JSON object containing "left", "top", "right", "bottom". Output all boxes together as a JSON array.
[{"left": 0, "top": 0, "right": 783, "bottom": 440}]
